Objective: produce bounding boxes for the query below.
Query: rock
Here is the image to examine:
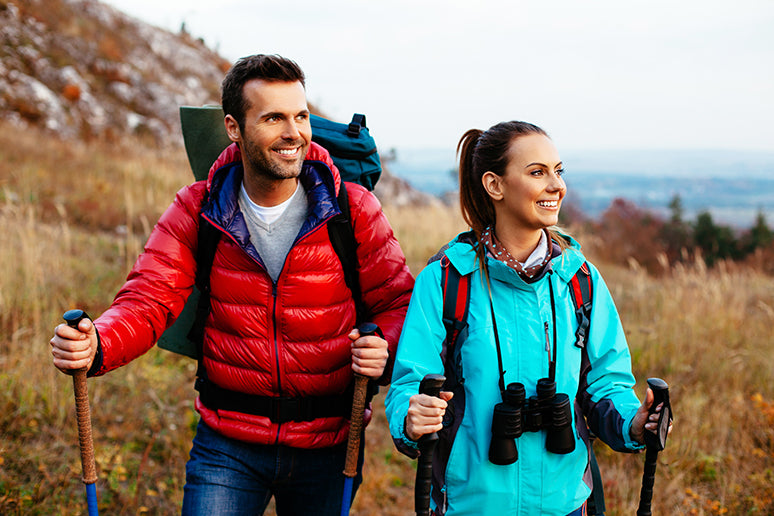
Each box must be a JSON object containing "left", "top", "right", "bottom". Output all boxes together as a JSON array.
[{"left": 0, "top": 0, "right": 433, "bottom": 205}]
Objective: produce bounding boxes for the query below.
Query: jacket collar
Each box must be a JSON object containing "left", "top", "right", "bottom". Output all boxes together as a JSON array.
[
  {"left": 202, "top": 159, "right": 340, "bottom": 255},
  {"left": 444, "top": 230, "right": 586, "bottom": 286}
]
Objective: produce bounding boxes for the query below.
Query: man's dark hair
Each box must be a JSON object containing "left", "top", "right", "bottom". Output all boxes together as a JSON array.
[{"left": 221, "top": 54, "right": 306, "bottom": 132}]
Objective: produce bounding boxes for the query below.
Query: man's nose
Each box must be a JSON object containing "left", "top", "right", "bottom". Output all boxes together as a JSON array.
[{"left": 282, "top": 120, "right": 301, "bottom": 140}]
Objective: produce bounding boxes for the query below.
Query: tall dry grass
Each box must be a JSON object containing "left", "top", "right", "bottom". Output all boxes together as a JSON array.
[
  {"left": 1, "top": 121, "right": 772, "bottom": 514},
  {"left": 581, "top": 256, "right": 774, "bottom": 514}
]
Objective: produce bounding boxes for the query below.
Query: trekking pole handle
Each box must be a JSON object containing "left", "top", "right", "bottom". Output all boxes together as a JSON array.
[
  {"left": 342, "top": 322, "right": 380, "bottom": 478},
  {"left": 63, "top": 309, "right": 98, "bottom": 486},
  {"left": 415, "top": 374, "right": 446, "bottom": 516},
  {"left": 636, "top": 378, "right": 672, "bottom": 516}
]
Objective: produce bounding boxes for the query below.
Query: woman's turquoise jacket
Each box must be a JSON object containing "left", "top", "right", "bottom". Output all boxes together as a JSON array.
[{"left": 385, "top": 232, "right": 644, "bottom": 516}]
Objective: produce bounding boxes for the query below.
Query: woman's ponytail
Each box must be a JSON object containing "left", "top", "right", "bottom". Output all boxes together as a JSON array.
[{"left": 457, "top": 129, "right": 488, "bottom": 236}]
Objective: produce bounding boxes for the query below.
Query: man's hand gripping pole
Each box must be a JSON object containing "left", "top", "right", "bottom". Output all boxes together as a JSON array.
[{"left": 63, "top": 309, "right": 99, "bottom": 516}]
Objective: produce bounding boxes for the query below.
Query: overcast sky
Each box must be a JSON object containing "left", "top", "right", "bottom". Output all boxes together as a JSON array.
[{"left": 103, "top": 0, "right": 773, "bottom": 153}]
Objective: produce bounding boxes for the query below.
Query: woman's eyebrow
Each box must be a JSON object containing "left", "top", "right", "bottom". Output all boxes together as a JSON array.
[{"left": 524, "top": 161, "right": 563, "bottom": 168}]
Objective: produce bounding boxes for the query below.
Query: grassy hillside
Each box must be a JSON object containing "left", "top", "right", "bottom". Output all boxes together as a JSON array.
[{"left": 1, "top": 121, "right": 772, "bottom": 514}]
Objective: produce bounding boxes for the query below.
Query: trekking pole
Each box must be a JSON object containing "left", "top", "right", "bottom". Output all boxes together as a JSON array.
[
  {"left": 341, "top": 322, "right": 380, "bottom": 516},
  {"left": 415, "top": 374, "right": 446, "bottom": 516},
  {"left": 62, "top": 309, "right": 99, "bottom": 516},
  {"left": 636, "top": 378, "right": 672, "bottom": 516}
]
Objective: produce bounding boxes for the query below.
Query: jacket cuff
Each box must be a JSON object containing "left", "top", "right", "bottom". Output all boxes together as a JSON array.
[
  {"left": 623, "top": 416, "right": 646, "bottom": 451},
  {"left": 86, "top": 326, "right": 103, "bottom": 377},
  {"left": 389, "top": 414, "right": 420, "bottom": 458},
  {"left": 399, "top": 415, "right": 420, "bottom": 450}
]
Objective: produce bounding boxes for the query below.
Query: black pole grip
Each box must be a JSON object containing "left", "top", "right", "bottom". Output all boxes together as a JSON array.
[
  {"left": 63, "top": 309, "right": 89, "bottom": 330},
  {"left": 636, "top": 447, "right": 659, "bottom": 516},
  {"left": 415, "top": 374, "right": 445, "bottom": 516},
  {"left": 644, "top": 378, "right": 671, "bottom": 451},
  {"left": 636, "top": 378, "right": 672, "bottom": 516}
]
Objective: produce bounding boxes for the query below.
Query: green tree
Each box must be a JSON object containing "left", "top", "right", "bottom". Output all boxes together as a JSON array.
[
  {"left": 669, "top": 194, "right": 684, "bottom": 224},
  {"left": 750, "top": 210, "right": 773, "bottom": 250},
  {"left": 739, "top": 209, "right": 773, "bottom": 256},
  {"left": 693, "top": 210, "right": 737, "bottom": 266},
  {"left": 661, "top": 194, "right": 692, "bottom": 261}
]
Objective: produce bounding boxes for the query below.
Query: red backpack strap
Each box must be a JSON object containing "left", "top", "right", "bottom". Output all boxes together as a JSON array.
[
  {"left": 570, "top": 262, "right": 606, "bottom": 515},
  {"left": 439, "top": 255, "right": 471, "bottom": 387},
  {"left": 440, "top": 255, "right": 470, "bottom": 348},
  {"left": 569, "top": 262, "right": 593, "bottom": 349}
]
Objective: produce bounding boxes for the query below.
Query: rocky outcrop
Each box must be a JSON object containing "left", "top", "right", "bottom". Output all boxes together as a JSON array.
[
  {"left": 0, "top": 0, "right": 435, "bottom": 205},
  {"left": 0, "top": 0, "right": 228, "bottom": 145}
]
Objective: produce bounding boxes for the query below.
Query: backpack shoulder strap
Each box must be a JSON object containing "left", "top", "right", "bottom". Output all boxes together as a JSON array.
[
  {"left": 327, "top": 181, "right": 365, "bottom": 324},
  {"left": 568, "top": 262, "right": 606, "bottom": 515},
  {"left": 188, "top": 189, "right": 221, "bottom": 377},
  {"left": 568, "top": 262, "right": 593, "bottom": 349},
  {"left": 427, "top": 231, "right": 478, "bottom": 386},
  {"left": 440, "top": 255, "right": 470, "bottom": 351},
  {"left": 439, "top": 254, "right": 471, "bottom": 387}
]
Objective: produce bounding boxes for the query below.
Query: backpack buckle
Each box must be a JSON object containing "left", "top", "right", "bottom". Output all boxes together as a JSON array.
[
  {"left": 574, "top": 307, "right": 589, "bottom": 349},
  {"left": 347, "top": 114, "right": 367, "bottom": 137},
  {"left": 270, "top": 397, "right": 301, "bottom": 423}
]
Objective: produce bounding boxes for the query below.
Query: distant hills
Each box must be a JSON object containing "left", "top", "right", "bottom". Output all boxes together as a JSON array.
[{"left": 390, "top": 147, "right": 774, "bottom": 228}]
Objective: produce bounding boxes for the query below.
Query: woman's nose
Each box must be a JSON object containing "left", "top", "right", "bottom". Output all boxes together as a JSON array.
[{"left": 548, "top": 173, "right": 566, "bottom": 192}]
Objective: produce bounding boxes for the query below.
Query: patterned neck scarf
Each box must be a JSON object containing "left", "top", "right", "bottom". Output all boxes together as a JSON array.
[{"left": 480, "top": 226, "right": 552, "bottom": 278}]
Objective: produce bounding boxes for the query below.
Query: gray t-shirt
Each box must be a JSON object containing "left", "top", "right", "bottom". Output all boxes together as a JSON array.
[{"left": 238, "top": 181, "right": 308, "bottom": 282}]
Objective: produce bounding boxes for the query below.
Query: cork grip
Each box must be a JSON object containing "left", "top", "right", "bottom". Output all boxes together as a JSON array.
[
  {"left": 63, "top": 310, "right": 98, "bottom": 485},
  {"left": 343, "top": 374, "right": 369, "bottom": 477},
  {"left": 72, "top": 368, "right": 98, "bottom": 484}
]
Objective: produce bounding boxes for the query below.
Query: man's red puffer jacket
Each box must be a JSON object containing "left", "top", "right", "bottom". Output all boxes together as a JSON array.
[{"left": 91, "top": 142, "right": 414, "bottom": 448}]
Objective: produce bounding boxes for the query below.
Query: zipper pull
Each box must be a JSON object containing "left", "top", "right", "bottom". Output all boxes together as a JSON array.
[{"left": 544, "top": 322, "right": 551, "bottom": 353}]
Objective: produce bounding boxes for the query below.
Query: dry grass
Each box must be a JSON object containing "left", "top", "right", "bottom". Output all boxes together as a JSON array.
[{"left": 1, "top": 121, "right": 772, "bottom": 514}]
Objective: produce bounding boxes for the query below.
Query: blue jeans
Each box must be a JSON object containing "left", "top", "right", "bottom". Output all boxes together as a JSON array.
[{"left": 182, "top": 420, "right": 363, "bottom": 515}]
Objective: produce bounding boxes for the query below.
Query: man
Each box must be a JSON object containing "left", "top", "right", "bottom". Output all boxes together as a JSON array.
[{"left": 50, "top": 54, "right": 414, "bottom": 515}]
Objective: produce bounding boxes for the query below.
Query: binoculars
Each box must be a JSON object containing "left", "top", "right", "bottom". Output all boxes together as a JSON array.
[{"left": 489, "top": 378, "right": 575, "bottom": 465}]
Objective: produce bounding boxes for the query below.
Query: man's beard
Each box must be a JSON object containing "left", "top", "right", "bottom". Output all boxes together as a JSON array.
[{"left": 242, "top": 139, "right": 305, "bottom": 180}]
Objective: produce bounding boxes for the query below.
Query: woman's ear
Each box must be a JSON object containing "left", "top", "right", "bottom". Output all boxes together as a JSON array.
[
  {"left": 482, "top": 171, "right": 504, "bottom": 201},
  {"left": 224, "top": 114, "right": 242, "bottom": 144}
]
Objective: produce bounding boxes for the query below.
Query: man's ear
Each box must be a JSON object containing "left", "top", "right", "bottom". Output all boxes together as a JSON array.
[
  {"left": 224, "top": 114, "right": 241, "bottom": 143},
  {"left": 482, "top": 171, "right": 504, "bottom": 201}
]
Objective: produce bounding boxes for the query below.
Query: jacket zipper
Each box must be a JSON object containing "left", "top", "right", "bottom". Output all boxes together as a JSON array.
[
  {"left": 272, "top": 281, "right": 281, "bottom": 394},
  {"left": 272, "top": 281, "right": 283, "bottom": 442},
  {"left": 544, "top": 321, "right": 551, "bottom": 367}
]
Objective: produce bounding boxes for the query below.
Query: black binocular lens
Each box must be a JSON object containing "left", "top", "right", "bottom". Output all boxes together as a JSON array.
[
  {"left": 545, "top": 393, "right": 575, "bottom": 455},
  {"left": 536, "top": 378, "right": 556, "bottom": 399},
  {"left": 489, "top": 383, "right": 525, "bottom": 465}
]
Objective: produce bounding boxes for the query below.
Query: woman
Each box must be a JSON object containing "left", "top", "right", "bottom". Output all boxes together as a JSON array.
[{"left": 385, "top": 121, "right": 668, "bottom": 515}]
